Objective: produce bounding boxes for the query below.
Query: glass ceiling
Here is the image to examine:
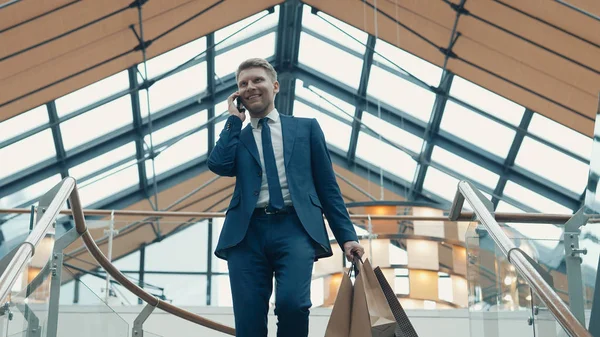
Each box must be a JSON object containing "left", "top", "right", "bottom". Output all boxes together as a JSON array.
[{"left": 0, "top": 4, "right": 594, "bottom": 245}]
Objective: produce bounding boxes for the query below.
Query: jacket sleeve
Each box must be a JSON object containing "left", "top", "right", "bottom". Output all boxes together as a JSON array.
[
  {"left": 208, "top": 115, "right": 243, "bottom": 177},
  {"left": 310, "top": 119, "right": 359, "bottom": 251}
]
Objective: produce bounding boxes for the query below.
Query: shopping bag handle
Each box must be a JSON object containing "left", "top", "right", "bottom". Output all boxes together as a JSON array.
[{"left": 348, "top": 252, "right": 363, "bottom": 277}]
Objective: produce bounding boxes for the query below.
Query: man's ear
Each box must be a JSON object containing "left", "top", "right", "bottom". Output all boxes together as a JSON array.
[{"left": 273, "top": 80, "right": 280, "bottom": 94}]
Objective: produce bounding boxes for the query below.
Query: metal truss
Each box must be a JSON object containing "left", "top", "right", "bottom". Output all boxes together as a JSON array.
[{"left": 274, "top": 0, "right": 303, "bottom": 116}]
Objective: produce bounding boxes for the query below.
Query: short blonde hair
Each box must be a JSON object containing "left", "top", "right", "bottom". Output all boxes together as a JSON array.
[{"left": 236, "top": 58, "right": 278, "bottom": 83}]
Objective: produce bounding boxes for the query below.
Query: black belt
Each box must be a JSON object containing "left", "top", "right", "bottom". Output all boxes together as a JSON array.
[{"left": 253, "top": 205, "right": 295, "bottom": 215}]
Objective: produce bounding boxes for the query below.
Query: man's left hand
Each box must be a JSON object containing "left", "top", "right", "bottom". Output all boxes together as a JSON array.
[{"left": 343, "top": 241, "right": 365, "bottom": 262}]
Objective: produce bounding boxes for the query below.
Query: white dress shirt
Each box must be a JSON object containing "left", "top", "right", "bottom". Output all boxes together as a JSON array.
[{"left": 250, "top": 109, "right": 292, "bottom": 208}]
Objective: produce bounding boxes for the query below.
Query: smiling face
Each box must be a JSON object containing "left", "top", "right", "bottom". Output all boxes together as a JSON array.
[{"left": 237, "top": 67, "right": 279, "bottom": 118}]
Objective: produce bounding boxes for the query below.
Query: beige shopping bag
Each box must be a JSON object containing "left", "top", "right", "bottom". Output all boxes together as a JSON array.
[
  {"left": 352, "top": 258, "right": 397, "bottom": 337},
  {"left": 324, "top": 269, "right": 353, "bottom": 337},
  {"left": 326, "top": 257, "right": 398, "bottom": 337}
]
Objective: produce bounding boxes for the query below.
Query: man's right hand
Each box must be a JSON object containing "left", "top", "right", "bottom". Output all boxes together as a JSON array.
[{"left": 227, "top": 92, "right": 246, "bottom": 122}]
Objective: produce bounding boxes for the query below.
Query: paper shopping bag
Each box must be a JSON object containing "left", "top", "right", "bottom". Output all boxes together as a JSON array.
[
  {"left": 324, "top": 270, "right": 353, "bottom": 337},
  {"left": 349, "top": 267, "right": 375, "bottom": 337},
  {"left": 326, "top": 258, "right": 400, "bottom": 337},
  {"left": 355, "top": 258, "right": 397, "bottom": 337}
]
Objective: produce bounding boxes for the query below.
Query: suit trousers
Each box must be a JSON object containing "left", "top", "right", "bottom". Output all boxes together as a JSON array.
[{"left": 227, "top": 210, "right": 316, "bottom": 337}]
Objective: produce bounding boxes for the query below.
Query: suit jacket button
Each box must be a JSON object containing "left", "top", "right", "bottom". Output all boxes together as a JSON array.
[{"left": 254, "top": 191, "right": 259, "bottom": 196}]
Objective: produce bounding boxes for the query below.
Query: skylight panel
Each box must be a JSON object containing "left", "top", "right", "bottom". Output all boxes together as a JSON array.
[
  {"left": 356, "top": 133, "right": 417, "bottom": 183},
  {"left": 293, "top": 100, "right": 351, "bottom": 152},
  {"left": 213, "top": 120, "right": 225, "bottom": 146},
  {"left": 503, "top": 181, "right": 572, "bottom": 214},
  {"left": 295, "top": 80, "right": 353, "bottom": 122},
  {"left": 528, "top": 113, "right": 592, "bottom": 161},
  {"left": 515, "top": 137, "right": 588, "bottom": 194},
  {"left": 449, "top": 76, "right": 524, "bottom": 126},
  {"left": 440, "top": 101, "right": 515, "bottom": 158},
  {"left": 361, "top": 113, "right": 423, "bottom": 154},
  {"left": 0, "top": 130, "right": 55, "bottom": 181},
  {"left": 77, "top": 161, "right": 139, "bottom": 207},
  {"left": 302, "top": 6, "right": 367, "bottom": 54},
  {"left": 143, "top": 110, "right": 208, "bottom": 147},
  {"left": 423, "top": 166, "right": 461, "bottom": 203},
  {"left": 0, "top": 105, "right": 47, "bottom": 144},
  {"left": 69, "top": 142, "right": 136, "bottom": 181},
  {"left": 55, "top": 70, "right": 129, "bottom": 117},
  {"left": 0, "top": 174, "right": 61, "bottom": 209},
  {"left": 214, "top": 100, "right": 229, "bottom": 116},
  {"left": 139, "top": 62, "right": 207, "bottom": 117},
  {"left": 212, "top": 100, "right": 249, "bottom": 144},
  {"left": 214, "top": 32, "right": 276, "bottom": 79},
  {"left": 298, "top": 32, "right": 363, "bottom": 90},
  {"left": 216, "top": 7, "right": 279, "bottom": 50},
  {"left": 496, "top": 201, "right": 525, "bottom": 213},
  {"left": 61, "top": 95, "right": 132, "bottom": 152},
  {"left": 367, "top": 65, "right": 436, "bottom": 123},
  {"left": 431, "top": 147, "right": 499, "bottom": 189},
  {"left": 139, "top": 37, "right": 207, "bottom": 79},
  {"left": 146, "top": 130, "right": 208, "bottom": 179},
  {"left": 373, "top": 39, "right": 442, "bottom": 87}
]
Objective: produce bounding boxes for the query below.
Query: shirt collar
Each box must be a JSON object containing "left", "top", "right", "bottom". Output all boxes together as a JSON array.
[{"left": 251, "top": 108, "right": 279, "bottom": 129}]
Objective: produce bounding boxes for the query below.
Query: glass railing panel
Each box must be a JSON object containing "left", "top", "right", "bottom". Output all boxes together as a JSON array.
[
  {"left": 52, "top": 217, "right": 468, "bottom": 309},
  {"left": 466, "top": 221, "right": 540, "bottom": 336},
  {"left": 531, "top": 290, "right": 571, "bottom": 337},
  {"left": 0, "top": 300, "right": 27, "bottom": 337},
  {"left": 1, "top": 232, "right": 55, "bottom": 337},
  {"left": 55, "top": 266, "right": 129, "bottom": 337},
  {"left": 509, "top": 225, "right": 597, "bottom": 329},
  {"left": 0, "top": 307, "right": 29, "bottom": 337},
  {"left": 0, "top": 309, "right": 9, "bottom": 337},
  {"left": 57, "top": 218, "right": 474, "bottom": 310},
  {"left": 142, "top": 331, "right": 164, "bottom": 337},
  {"left": 576, "top": 225, "right": 598, "bottom": 316},
  {"left": 465, "top": 217, "right": 597, "bottom": 337},
  {"left": 0, "top": 217, "right": 33, "bottom": 262}
]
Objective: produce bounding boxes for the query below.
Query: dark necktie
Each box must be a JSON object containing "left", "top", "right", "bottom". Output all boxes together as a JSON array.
[{"left": 259, "top": 118, "right": 284, "bottom": 210}]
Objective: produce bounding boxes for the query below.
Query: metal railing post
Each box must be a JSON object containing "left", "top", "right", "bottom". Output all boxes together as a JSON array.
[
  {"left": 132, "top": 303, "right": 157, "bottom": 337},
  {"left": 563, "top": 208, "right": 588, "bottom": 326}
]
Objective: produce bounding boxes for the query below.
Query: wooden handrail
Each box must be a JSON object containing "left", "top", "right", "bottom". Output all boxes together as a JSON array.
[{"left": 68, "top": 184, "right": 236, "bottom": 335}]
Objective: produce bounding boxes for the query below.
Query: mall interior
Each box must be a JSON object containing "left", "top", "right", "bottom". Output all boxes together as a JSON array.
[{"left": 0, "top": 0, "right": 599, "bottom": 336}]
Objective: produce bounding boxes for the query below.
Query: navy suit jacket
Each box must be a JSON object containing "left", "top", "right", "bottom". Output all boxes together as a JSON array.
[{"left": 208, "top": 114, "right": 358, "bottom": 260}]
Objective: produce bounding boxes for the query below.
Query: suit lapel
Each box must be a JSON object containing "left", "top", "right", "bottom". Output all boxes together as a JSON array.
[
  {"left": 240, "top": 124, "right": 261, "bottom": 167},
  {"left": 280, "top": 115, "right": 297, "bottom": 168}
]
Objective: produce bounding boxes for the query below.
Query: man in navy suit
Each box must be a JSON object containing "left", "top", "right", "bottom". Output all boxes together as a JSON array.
[{"left": 208, "top": 58, "right": 364, "bottom": 337}]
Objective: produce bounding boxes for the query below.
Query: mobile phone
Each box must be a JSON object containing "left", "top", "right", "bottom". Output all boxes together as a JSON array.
[{"left": 236, "top": 97, "right": 246, "bottom": 113}]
